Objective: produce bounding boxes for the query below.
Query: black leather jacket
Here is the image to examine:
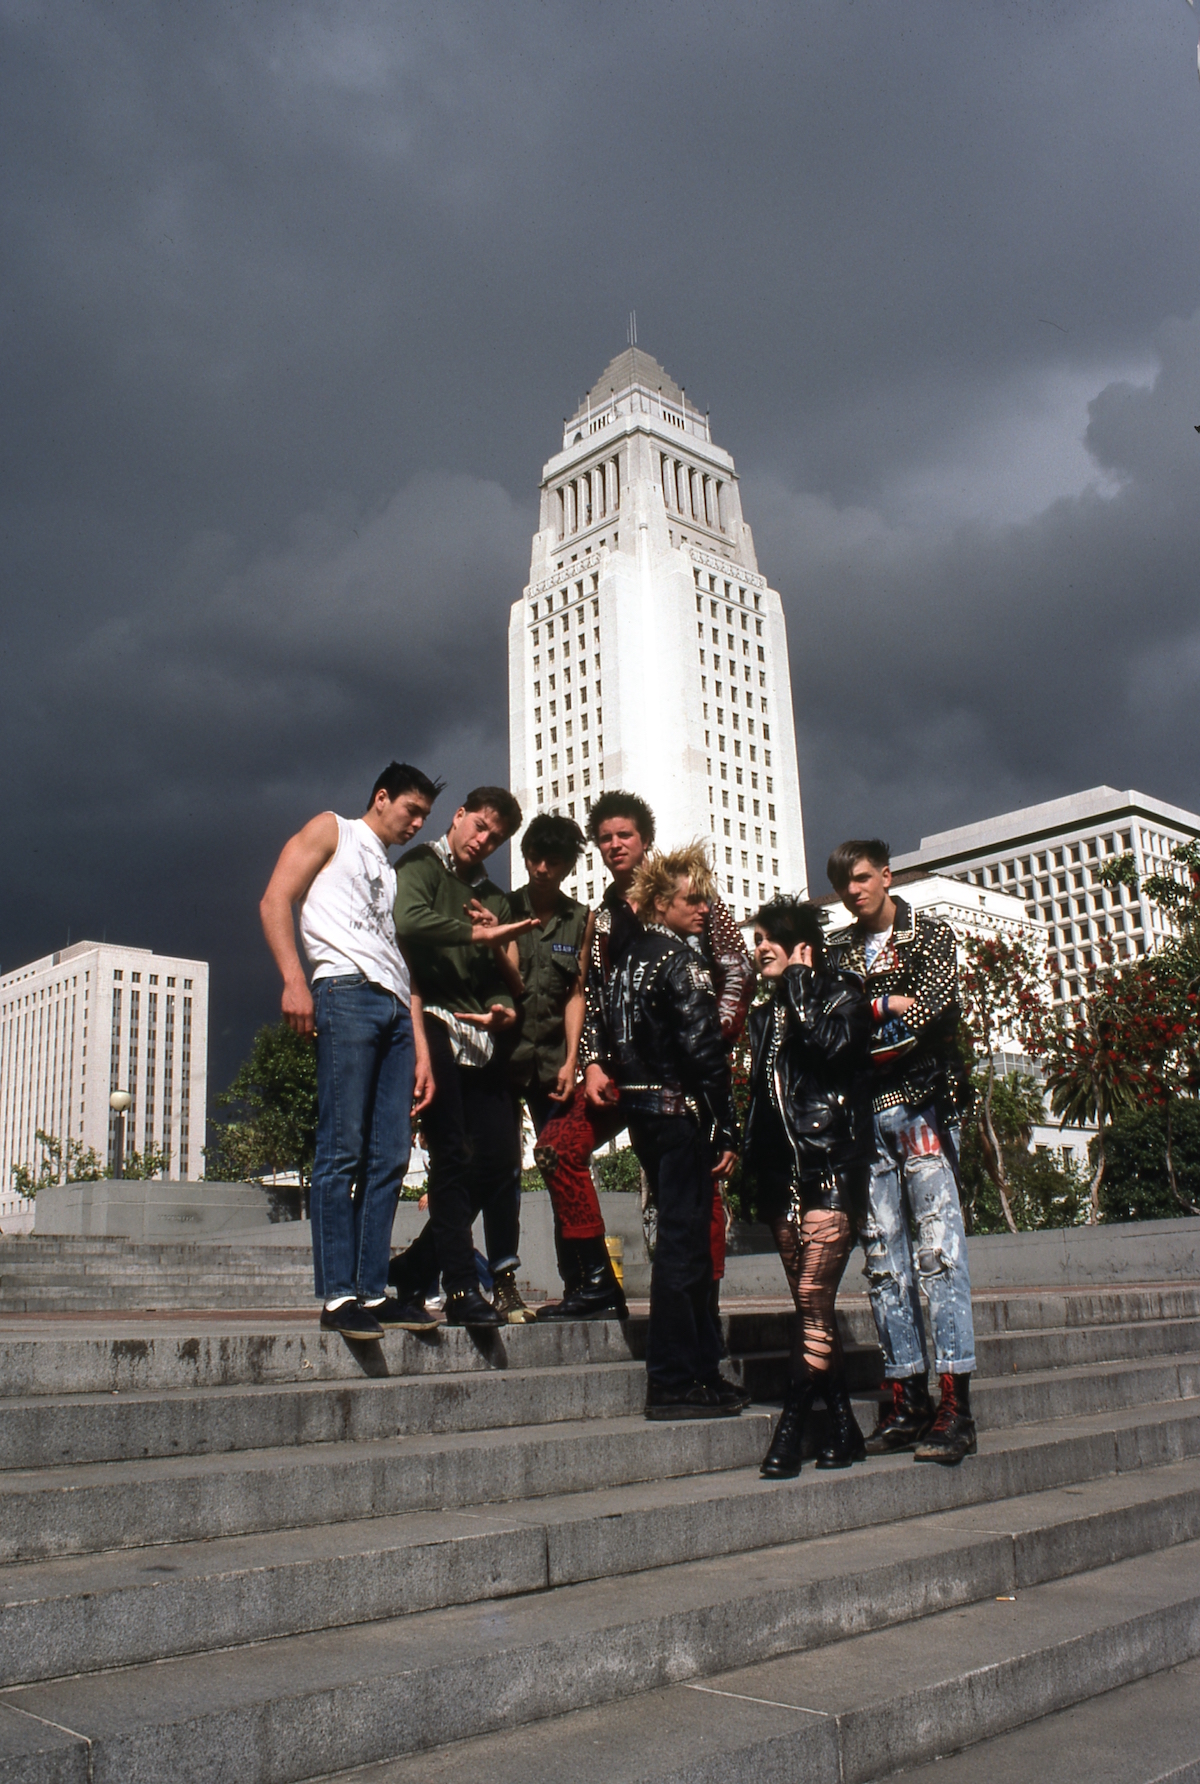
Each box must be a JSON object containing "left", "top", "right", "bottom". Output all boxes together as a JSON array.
[
  {"left": 743, "top": 965, "right": 873, "bottom": 1219},
  {"left": 603, "top": 924, "right": 739, "bottom": 1153}
]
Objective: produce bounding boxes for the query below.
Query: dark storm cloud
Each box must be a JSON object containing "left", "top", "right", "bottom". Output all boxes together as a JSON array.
[{"left": 3, "top": 0, "right": 1199, "bottom": 1091}]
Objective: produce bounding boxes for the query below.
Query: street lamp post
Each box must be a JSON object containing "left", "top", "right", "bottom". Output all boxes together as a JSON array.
[{"left": 109, "top": 1090, "right": 132, "bottom": 1179}]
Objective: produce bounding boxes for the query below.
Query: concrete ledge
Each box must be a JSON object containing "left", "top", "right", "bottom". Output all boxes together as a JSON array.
[{"left": 35, "top": 1180, "right": 303, "bottom": 1240}]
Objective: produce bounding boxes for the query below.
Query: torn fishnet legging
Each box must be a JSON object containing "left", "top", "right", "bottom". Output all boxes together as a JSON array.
[{"left": 770, "top": 1207, "right": 853, "bottom": 1376}]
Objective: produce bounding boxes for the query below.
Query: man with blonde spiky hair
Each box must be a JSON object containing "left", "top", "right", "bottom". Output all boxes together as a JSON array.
[{"left": 604, "top": 844, "right": 745, "bottom": 1418}]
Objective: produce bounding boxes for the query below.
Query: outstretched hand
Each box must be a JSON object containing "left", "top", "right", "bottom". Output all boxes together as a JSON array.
[
  {"left": 453, "top": 1003, "right": 518, "bottom": 1033},
  {"left": 466, "top": 898, "right": 540, "bottom": 946}
]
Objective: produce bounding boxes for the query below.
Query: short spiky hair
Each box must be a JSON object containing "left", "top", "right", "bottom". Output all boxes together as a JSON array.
[
  {"left": 630, "top": 842, "right": 716, "bottom": 917},
  {"left": 370, "top": 762, "right": 444, "bottom": 805},
  {"left": 752, "top": 896, "right": 827, "bottom": 966},
  {"left": 522, "top": 812, "right": 585, "bottom": 868},
  {"left": 586, "top": 788, "right": 655, "bottom": 846},
  {"left": 462, "top": 785, "right": 523, "bottom": 839},
  {"left": 826, "top": 839, "right": 890, "bottom": 892}
]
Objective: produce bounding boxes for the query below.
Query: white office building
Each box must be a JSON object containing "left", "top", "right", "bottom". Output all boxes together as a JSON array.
[
  {"left": 508, "top": 345, "right": 807, "bottom": 918},
  {"left": 0, "top": 941, "right": 209, "bottom": 1218},
  {"left": 893, "top": 787, "right": 1200, "bottom": 1006}
]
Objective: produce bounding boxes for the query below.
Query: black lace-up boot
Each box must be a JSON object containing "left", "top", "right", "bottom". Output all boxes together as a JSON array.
[
  {"left": 816, "top": 1373, "right": 867, "bottom": 1468},
  {"left": 863, "top": 1373, "right": 935, "bottom": 1454},
  {"left": 914, "top": 1372, "right": 977, "bottom": 1465},
  {"left": 760, "top": 1375, "right": 818, "bottom": 1478}
]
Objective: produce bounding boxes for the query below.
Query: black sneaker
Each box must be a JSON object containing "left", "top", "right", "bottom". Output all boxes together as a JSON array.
[
  {"left": 645, "top": 1380, "right": 740, "bottom": 1421},
  {"left": 370, "top": 1296, "right": 440, "bottom": 1333},
  {"left": 319, "top": 1301, "right": 383, "bottom": 1342}
]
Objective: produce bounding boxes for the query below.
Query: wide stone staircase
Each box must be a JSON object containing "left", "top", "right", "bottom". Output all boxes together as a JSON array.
[
  {"left": 0, "top": 1233, "right": 314, "bottom": 1311},
  {"left": 0, "top": 1285, "right": 1198, "bottom": 1782}
]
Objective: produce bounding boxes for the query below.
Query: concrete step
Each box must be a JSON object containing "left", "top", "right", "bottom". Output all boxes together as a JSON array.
[
  {"left": 2, "top": 1334, "right": 1195, "bottom": 1474},
  {"left": 0, "top": 1359, "right": 654, "bottom": 1470},
  {"left": 2, "top": 1417, "right": 1197, "bottom": 1688},
  {"left": 2, "top": 1298, "right": 1191, "bottom": 1405},
  {"left": 5, "top": 1502, "right": 1200, "bottom": 1783},
  {"left": 0, "top": 1408, "right": 778, "bottom": 1563},
  {"left": 303, "top": 1540, "right": 1200, "bottom": 1784},
  {"left": 885, "top": 1653, "right": 1200, "bottom": 1782}
]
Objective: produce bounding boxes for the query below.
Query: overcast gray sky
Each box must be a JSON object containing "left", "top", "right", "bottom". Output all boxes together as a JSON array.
[{"left": 4, "top": 0, "right": 1199, "bottom": 1093}]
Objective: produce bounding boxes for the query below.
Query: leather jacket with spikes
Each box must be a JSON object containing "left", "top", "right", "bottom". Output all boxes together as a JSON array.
[
  {"left": 602, "top": 924, "right": 739, "bottom": 1154},
  {"left": 580, "top": 885, "right": 753, "bottom": 1070}
]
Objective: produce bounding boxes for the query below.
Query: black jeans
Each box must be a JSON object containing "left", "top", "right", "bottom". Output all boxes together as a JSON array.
[
  {"left": 628, "top": 1111, "right": 721, "bottom": 1394},
  {"left": 391, "top": 1019, "right": 521, "bottom": 1297}
]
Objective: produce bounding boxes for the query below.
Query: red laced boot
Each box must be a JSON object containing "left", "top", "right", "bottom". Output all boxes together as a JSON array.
[
  {"left": 863, "top": 1375, "right": 934, "bottom": 1454},
  {"left": 913, "top": 1372, "right": 977, "bottom": 1465}
]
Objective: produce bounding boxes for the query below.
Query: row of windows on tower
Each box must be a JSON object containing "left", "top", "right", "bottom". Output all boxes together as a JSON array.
[
  {"left": 555, "top": 463, "right": 619, "bottom": 540},
  {"left": 694, "top": 569, "right": 763, "bottom": 612},
  {"left": 529, "top": 581, "right": 600, "bottom": 625},
  {"left": 661, "top": 456, "right": 728, "bottom": 533}
]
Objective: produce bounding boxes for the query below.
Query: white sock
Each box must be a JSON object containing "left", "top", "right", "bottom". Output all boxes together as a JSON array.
[{"left": 324, "top": 1296, "right": 355, "bottom": 1311}]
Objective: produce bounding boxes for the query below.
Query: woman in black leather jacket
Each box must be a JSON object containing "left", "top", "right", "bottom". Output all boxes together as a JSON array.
[{"left": 743, "top": 896, "right": 874, "bottom": 1477}]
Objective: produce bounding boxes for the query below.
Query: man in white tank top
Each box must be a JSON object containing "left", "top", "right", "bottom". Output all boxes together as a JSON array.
[{"left": 260, "top": 761, "right": 446, "bottom": 1341}]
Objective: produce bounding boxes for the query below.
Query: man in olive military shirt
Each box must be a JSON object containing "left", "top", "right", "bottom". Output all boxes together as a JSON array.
[
  {"left": 501, "top": 812, "right": 601, "bottom": 1320},
  {"left": 509, "top": 813, "right": 593, "bottom": 1130}
]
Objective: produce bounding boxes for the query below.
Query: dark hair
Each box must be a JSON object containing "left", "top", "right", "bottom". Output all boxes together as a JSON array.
[
  {"left": 370, "top": 762, "right": 443, "bottom": 805},
  {"left": 826, "top": 838, "right": 890, "bottom": 892},
  {"left": 752, "top": 896, "right": 827, "bottom": 966},
  {"left": 522, "top": 812, "right": 585, "bottom": 868},
  {"left": 463, "top": 785, "right": 522, "bottom": 839},
  {"left": 586, "top": 788, "right": 656, "bottom": 846}
]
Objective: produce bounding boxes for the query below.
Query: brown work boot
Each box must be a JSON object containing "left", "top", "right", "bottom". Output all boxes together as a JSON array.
[{"left": 490, "top": 1268, "right": 534, "bottom": 1324}]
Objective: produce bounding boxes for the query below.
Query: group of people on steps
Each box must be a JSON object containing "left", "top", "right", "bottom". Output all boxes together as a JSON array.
[{"left": 260, "top": 764, "right": 978, "bottom": 1473}]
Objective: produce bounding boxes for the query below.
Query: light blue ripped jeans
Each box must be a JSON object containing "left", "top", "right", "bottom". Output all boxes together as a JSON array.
[{"left": 860, "top": 1100, "right": 976, "bottom": 1378}]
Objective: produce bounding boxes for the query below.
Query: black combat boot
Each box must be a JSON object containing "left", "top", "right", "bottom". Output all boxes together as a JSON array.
[
  {"left": 815, "top": 1373, "right": 867, "bottom": 1468},
  {"left": 863, "top": 1374, "right": 935, "bottom": 1454},
  {"left": 914, "top": 1372, "right": 977, "bottom": 1465},
  {"left": 536, "top": 1236, "right": 628, "bottom": 1321},
  {"left": 760, "top": 1375, "right": 818, "bottom": 1478}
]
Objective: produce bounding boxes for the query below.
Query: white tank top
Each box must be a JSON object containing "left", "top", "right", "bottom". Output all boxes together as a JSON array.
[{"left": 299, "top": 815, "right": 410, "bottom": 1002}]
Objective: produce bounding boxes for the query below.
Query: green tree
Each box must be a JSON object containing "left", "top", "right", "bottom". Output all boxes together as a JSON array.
[
  {"left": 118, "top": 1140, "right": 175, "bottom": 1180},
  {"left": 959, "top": 933, "right": 1053, "bottom": 1233},
  {"left": 11, "top": 1129, "right": 105, "bottom": 1195},
  {"left": 956, "top": 1072, "right": 1087, "bottom": 1233},
  {"left": 207, "top": 1021, "right": 319, "bottom": 1203},
  {"left": 1100, "top": 1101, "right": 1200, "bottom": 1223}
]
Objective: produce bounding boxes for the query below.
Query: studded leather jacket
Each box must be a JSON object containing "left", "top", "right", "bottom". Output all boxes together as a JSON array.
[
  {"left": 580, "top": 885, "right": 753, "bottom": 1070},
  {"left": 743, "top": 965, "right": 873, "bottom": 1219},
  {"left": 602, "top": 924, "right": 739, "bottom": 1154},
  {"left": 825, "top": 897, "right": 962, "bottom": 1113}
]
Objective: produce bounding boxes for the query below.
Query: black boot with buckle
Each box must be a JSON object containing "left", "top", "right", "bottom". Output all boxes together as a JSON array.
[
  {"left": 536, "top": 1236, "right": 628, "bottom": 1321},
  {"left": 863, "top": 1373, "right": 935, "bottom": 1454}
]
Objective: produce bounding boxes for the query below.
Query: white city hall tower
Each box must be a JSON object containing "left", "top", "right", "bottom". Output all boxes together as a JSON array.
[{"left": 508, "top": 346, "right": 807, "bottom": 920}]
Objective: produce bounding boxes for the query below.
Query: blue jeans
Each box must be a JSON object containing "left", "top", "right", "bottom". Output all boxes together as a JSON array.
[
  {"left": 861, "top": 1100, "right": 976, "bottom": 1377},
  {"left": 311, "top": 975, "right": 414, "bottom": 1303}
]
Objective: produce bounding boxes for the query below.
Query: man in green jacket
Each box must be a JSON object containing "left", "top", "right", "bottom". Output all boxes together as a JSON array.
[
  {"left": 504, "top": 812, "right": 605, "bottom": 1320},
  {"left": 391, "top": 785, "right": 536, "bottom": 1328}
]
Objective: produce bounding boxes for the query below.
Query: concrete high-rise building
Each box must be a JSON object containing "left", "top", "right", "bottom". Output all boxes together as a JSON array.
[
  {"left": 893, "top": 787, "right": 1200, "bottom": 1007},
  {"left": 508, "top": 346, "right": 806, "bottom": 918},
  {"left": 0, "top": 941, "right": 209, "bottom": 1214}
]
